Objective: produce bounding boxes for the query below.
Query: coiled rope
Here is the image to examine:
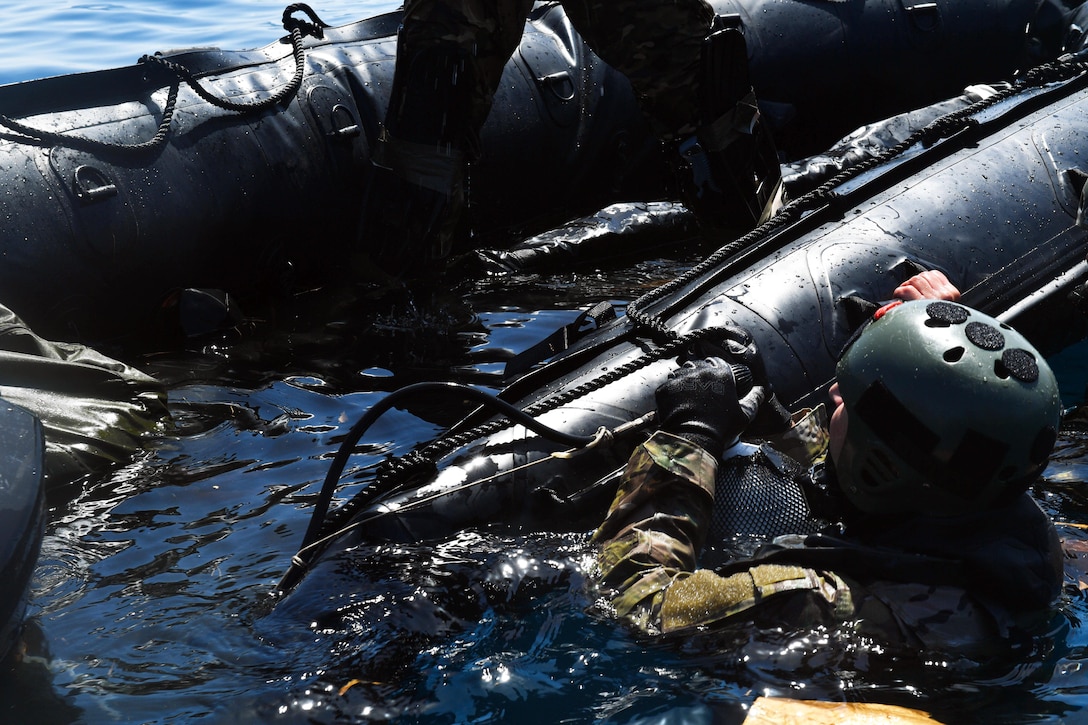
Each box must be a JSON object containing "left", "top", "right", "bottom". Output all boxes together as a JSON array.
[{"left": 0, "top": 4, "right": 329, "bottom": 152}]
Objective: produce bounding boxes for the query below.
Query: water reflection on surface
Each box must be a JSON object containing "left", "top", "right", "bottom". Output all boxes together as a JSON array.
[{"left": 5, "top": 261, "right": 1088, "bottom": 723}]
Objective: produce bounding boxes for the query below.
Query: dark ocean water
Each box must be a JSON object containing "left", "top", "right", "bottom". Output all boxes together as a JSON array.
[{"left": 3, "top": 3, "right": 1088, "bottom": 724}]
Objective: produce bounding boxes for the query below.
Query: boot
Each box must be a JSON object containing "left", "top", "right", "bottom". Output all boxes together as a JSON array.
[
  {"left": 358, "top": 131, "right": 465, "bottom": 280},
  {"left": 675, "top": 25, "right": 782, "bottom": 229},
  {"left": 357, "top": 40, "right": 477, "bottom": 280}
]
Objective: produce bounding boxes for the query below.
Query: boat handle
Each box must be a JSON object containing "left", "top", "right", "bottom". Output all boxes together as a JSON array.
[
  {"left": 73, "top": 165, "right": 118, "bottom": 203},
  {"left": 902, "top": 1, "right": 940, "bottom": 32},
  {"left": 328, "top": 104, "right": 360, "bottom": 138},
  {"left": 539, "top": 72, "right": 576, "bottom": 102}
]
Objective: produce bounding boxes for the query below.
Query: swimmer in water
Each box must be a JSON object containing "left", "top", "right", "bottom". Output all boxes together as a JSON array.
[{"left": 593, "top": 270, "right": 1063, "bottom": 656}]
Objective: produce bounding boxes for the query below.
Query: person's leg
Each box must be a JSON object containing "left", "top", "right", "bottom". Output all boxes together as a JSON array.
[
  {"left": 561, "top": 0, "right": 712, "bottom": 142},
  {"left": 359, "top": 0, "right": 534, "bottom": 279},
  {"left": 562, "top": 0, "right": 781, "bottom": 228}
]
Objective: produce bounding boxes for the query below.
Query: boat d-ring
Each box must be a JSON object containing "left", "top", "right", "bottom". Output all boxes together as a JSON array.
[
  {"left": 539, "top": 71, "right": 575, "bottom": 102},
  {"left": 72, "top": 165, "right": 118, "bottom": 204},
  {"left": 901, "top": 0, "right": 940, "bottom": 32},
  {"left": 328, "top": 103, "right": 361, "bottom": 139}
]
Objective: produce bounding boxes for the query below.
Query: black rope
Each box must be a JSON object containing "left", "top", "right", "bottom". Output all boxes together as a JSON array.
[
  {"left": 0, "top": 82, "right": 182, "bottom": 154},
  {"left": 282, "top": 3, "right": 331, "bottom": 38},
  {"left": 0, "top": 5, "right": 317, "bottom": 152},
  {"left": 625, "top": 202, "right": 804, "bottom": 340},
  {"left": 138, "top": 26, "right": 307, "bottom": 114}
]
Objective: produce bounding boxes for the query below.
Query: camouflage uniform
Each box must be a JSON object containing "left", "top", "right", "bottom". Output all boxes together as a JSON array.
[
  {"left": 366, "top": 0, "right": 775, "bottom": 275},
  {"left": 593, "top": 429, "right": 1063, "bottom": 655}
]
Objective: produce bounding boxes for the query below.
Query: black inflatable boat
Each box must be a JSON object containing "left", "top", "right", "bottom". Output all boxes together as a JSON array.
[{"left": 0, "top": 0, "right": 1054, "bottom": 342}]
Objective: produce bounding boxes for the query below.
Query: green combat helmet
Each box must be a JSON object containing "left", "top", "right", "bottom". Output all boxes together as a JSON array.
[{"left": 834, "top": 299, "right": 1061, "bottom": 516}]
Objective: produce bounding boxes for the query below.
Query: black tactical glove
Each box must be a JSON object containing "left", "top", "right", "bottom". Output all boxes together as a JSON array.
[
  {"left": 655, "top": 357, "right": 765, "bottom": 458},
  {"left": 719, "top": 326, "right": 792, "bottom": 435}
]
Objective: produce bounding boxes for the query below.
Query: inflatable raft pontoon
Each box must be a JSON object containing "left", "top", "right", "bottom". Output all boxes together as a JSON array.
[{"left": 0, "top": 0, "right": 1056, "bottom": 342}]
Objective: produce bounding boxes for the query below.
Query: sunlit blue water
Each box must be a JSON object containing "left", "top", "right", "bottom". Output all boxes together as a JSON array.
[
  {"left": 0, "top": 1, "right": 399, "bottom": 85},
  {"left": 3, "top": 3, "right": 1088, "bottom": 724}
]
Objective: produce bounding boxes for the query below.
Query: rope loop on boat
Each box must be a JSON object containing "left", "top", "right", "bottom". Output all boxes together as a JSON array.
[
  {"left": 138, "top": 24, "right": 307, "bottom": 114},
  {"left": 282, "top": 3, "right": 331, "bottom": 39},
  {"left": 0, "top": 6, "right": 312, "bottom": 152}
]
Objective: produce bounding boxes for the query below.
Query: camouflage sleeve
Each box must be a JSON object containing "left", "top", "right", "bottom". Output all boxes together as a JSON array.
[
  {"left": 591, "top": 430, "right": 717, "bottom": 631},
  {"left": 592, "top": 430, "right": 855, "bottom": 635},
  {"left": 761, "top": 404, "right": 829, "bottom": 467}
]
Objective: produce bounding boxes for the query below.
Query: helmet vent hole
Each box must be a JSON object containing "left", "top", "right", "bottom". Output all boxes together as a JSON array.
[
  {"left": 994, "top": 359, "right": 1010, "bottom": 379},
  {"left": 943, "top": 346, "right": 965, "bottom": 363}
]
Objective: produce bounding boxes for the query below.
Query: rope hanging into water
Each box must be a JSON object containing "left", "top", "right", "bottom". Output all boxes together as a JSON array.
[
  {"left": 289, "top": 414, "right": 647, "bottom": 572},
  {"left": 298, "top": 381, "right": 613, "bottom": 552},
  {"left": 299, "top": 323, "right": 749, "bottom": 561},
  {"left": 0, "top": 4, "right": 327, "bottom": 153}
]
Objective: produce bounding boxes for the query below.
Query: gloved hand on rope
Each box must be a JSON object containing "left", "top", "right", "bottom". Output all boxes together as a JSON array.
[
  {"left": 718, "top": 326, "right": 793, "bottom": 436},
  {"left": 655, "top": 357, "right": 765, "bottom": 458}
]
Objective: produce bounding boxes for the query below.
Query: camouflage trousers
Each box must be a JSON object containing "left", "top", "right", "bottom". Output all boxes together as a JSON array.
[{"left": 393, "top": 0, "right": 716, "bottom": 148}]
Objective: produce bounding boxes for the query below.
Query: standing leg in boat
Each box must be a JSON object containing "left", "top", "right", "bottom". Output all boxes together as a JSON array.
[
  {"left": 562, "top": 0, "right": 783, "bottom": 229},
  {"left": 356, "top": 0, "right": 533, "bottom": 281}
]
